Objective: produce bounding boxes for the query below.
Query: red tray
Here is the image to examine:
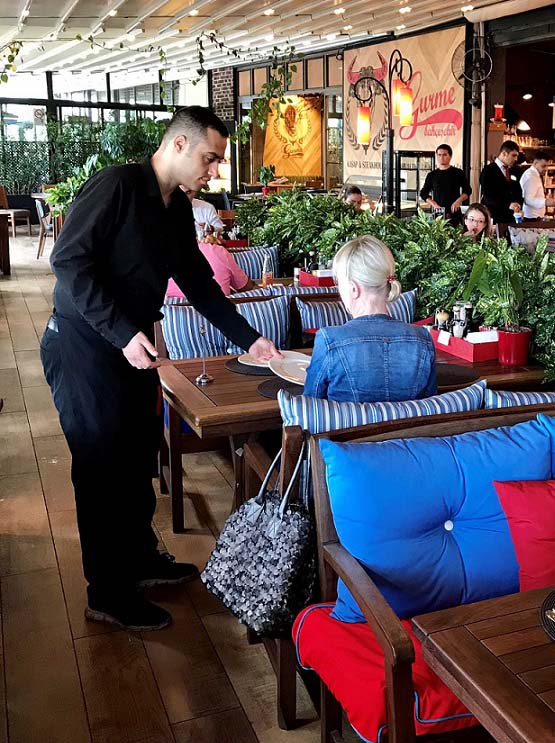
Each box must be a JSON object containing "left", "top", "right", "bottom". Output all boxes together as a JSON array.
[
  {"left": 299, "top": 270, "right": 336, "bottom": 287},
  {"left": 430, "top": 328, "right": 498, "bottom": 362}
]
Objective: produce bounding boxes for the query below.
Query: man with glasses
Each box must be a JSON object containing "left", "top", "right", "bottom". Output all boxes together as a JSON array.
[{"left": 420, "top": 144, "right": 471, "bottom": 226}]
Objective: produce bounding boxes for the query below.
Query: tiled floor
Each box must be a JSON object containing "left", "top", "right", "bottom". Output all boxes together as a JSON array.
[{"left": 0, "top": 232, "right": 322, "bottom": 743}]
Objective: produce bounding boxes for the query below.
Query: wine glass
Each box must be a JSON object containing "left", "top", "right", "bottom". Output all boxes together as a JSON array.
[{"left": 195, "top": 325, "right": 214, "bottom": 385}]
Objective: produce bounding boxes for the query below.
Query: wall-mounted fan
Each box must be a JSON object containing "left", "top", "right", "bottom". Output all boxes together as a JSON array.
[{"left": 452, "top": 37, "right": 493, "bottom": 107}]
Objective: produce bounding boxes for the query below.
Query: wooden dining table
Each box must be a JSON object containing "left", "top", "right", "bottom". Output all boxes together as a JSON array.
[
  {"left": 158, "top": 349, "right": 545, "bottom": 531},
  {"left": 412, "top": 586, "right": 555, "bottom": 743}
]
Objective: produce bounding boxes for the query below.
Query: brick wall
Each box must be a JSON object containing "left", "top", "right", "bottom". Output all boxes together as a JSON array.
[{"left": 210, "top": 67, "right": 235, "bottom": 121}]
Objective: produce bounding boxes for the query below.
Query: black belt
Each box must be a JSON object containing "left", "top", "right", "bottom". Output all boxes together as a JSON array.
[{"left": 47, "top": 314, "right": 58, "bottom": 333}]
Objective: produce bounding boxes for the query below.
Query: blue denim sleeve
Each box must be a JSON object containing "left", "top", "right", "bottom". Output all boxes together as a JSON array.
[
  {"left": 422, "top": 337, "right": 438, "bottom": 397},
  {"left": 303, "top": 330, "right": 330, "bottom": 399}
]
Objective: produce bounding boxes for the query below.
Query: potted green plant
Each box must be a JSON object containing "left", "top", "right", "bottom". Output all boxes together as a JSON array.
[
  {"left": 463, "top": 239, "right": 531, "bottom": 365},
  {"left": 258, "top": 164, "right": 276, "bottom": 195}
]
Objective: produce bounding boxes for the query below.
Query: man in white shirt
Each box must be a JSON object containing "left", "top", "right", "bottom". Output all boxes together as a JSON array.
[{"left": 520, "top": 151, "right": 555, "bottom": 220}]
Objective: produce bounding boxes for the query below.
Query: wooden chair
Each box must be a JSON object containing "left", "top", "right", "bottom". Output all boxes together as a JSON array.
[
  {"left": 35, "top": 199, "right": 53, "bottom": 259},
  {"left": 302, "top": 403, "right": 555, "bottom": 742},
  {"left": 0, "top": 186, "right": 31, "bottom": 238},
  {"left": 217, "top": 209, "right": 235, "bottom": 231}
]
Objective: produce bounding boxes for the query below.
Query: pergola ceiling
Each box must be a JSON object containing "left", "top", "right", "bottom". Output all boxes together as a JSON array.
[{"left": 0, "top": 0, "right": 505, "bottom": 80}]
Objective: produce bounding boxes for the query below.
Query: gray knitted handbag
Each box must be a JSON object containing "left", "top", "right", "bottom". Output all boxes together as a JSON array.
[{"left": 201, "top": 444, "right": 317, "bottom": 637}]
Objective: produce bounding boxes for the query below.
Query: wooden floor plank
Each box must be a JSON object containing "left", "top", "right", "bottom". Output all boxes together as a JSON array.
[
  {"left": 22, "top": 384, "right": 62, "bottom": 438},
  {"left": 0, "top": 472, "right": 57, "bottom": 576},
  {"left": 37, "top": 439, "right": 75, "bottom": 513},
  {"left": 75, "top": 631, "right": 174, "bottom": 743},
  {"left": 0, "top": 367, "right": 25, "bottom": 412},
  {"left": 172, "top": 707, "right": 257, "bottom": 743},
  {"left": 0, "top": 586, "right": 8, "bottom": 743},
  {"left": 0, "top": 412, "right": 37, "bottom": 477},
  {"left": 2, "top": 568, "right": 90, "bottom": 743},
  {"left": 203, "top": 612, "right": 319, "bottom": 742},
  {"left": 14, "top": 349, "right": 46, "bottom": 387},
  {"left": 142, "top": 585, "right": 240, "bottom": 724}
]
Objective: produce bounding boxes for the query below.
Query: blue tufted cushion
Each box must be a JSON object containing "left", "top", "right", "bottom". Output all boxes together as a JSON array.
[
  {"left": 231, "top": 245, "right": 279, "bottom": 279},
  {"left": 295, "top": 290, "right": 416, "bottom": 332},
  {"left": 320, "top": 415, "right": 555, "bottom": 623},
  {"left": 226, "top": 295, "right": 290, "bottom": 354},
  {"left": 278, "top": 380, "right": 486, "bottom": 434},
  {"left": 161, "top": 305, "right": 226, "bottom": 359},
  {"left": 485, "top": 388, "right": 555, "bottom": 408}
]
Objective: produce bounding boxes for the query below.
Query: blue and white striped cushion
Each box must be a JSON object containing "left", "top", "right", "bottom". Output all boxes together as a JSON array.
[
  {"left": 484, "top": 388, "right": 555, "bottom": 409},
  {"left": 278, "top": 380, "right": 487, "bottom": 434},
  {"left": 272, "top": 285, "right": 339, "bottom": 296},
  {"left": 161, "top": 305, "right": 227, "bottom": 359},
  {"left": 227, "top": 295, "right": 290, "bottom": 354},
  {"left": 295, "top": 290, "right": 417, "bottom": 332},
  {"left": 232, "top": 287, "right": 273, "bottom": 298},
  {"left": 388, "top": 289, "right": 416, "bottom": 323},
  {"left": 231, "top": 246, "right": 279, "bottom": 280},
  {"left": 295, "top": 298, "right": 348, "bottom": 331}
]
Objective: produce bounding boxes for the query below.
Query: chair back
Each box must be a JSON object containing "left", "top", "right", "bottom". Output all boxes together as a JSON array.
[
  {"left": 35, "top": 198, "right": 48, "bottom": 221},
  {"left": 0, "top": 186, "right": 8, "bottom": 209}
]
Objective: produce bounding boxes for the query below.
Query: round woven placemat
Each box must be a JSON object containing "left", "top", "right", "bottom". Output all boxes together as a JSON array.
[
  {"left": 435, "top": 363, "right": 480, "bottom": 387},
  {"left": 258, "top": 378, "right": 303, "bottom": 399},
  {"left": 225, "top": 358, "right": 274, "bottom": 377},
  {"left": 540, "top": 590, "right": 555, "bottom": 641}
]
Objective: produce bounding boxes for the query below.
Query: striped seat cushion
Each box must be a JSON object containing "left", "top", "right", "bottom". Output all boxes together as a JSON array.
[
  {"left": 161, "top": 305, "right": 226, "bottom": 359},
  {"left": 295, "top": 290, "right": 417, "bottom": 333},
  {"left": 271, "top": 285, "right": 339, "bottom": 296},
  {"left": 278, "top": 380, "right": 487, "bottom": 434},
  {"left": 231, "top": 245, "right": 279, "bottom": 280},
  {"left": 485, "top": 389, "right": 555, "bottom": 408},
  {"left": 227, "top": 295, "right": 291, "bottom": 354},
  {"left": 231, "top": 287, "right": 273, "bottom": 298}
]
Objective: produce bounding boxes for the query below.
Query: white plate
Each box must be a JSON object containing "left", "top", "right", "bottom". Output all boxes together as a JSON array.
[
  {"left": 268, "top": 351, "right": 311, "bottom": 386},
  {"left": 237, "top": 353, "right": 270, "bottom": 368}
]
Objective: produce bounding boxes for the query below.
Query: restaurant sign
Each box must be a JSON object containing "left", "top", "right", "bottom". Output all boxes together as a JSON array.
[{"left": 343, "top": 26, "right": 465, "bottom": 178}]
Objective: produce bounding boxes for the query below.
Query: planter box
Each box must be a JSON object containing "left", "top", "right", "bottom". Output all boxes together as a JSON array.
[
  {"left": 430, "top": 328, "right": 498, "bottom": 362},
  {"left": 299, "top": 270, "right": 336, "bottom": 287}
]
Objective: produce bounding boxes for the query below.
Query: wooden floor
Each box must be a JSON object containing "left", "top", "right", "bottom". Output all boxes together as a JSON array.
[{"left": 0, "top": 231, "right": 323, "bottom": 743}]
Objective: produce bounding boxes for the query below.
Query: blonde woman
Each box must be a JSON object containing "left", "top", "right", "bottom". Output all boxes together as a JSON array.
[{"left": 303, "top": 235, "right": 437, "bottom": 402}]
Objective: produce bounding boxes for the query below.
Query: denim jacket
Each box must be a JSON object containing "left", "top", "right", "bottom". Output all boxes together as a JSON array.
[{"left": 303, "top": 314, "right": 437, "bottom": 403}]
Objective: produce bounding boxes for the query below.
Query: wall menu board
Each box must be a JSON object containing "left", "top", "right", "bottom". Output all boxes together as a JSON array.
[{"left": 343, "top": 26, "right": 466, "bottom": 181}]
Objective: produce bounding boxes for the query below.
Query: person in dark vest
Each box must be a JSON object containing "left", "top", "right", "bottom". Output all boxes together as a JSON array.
[
  {"left": 40, "top": 106, "right": 280, "bottom": 632},
  {"left": 479, "top": 140, "right": 523, "bottom": 225}
]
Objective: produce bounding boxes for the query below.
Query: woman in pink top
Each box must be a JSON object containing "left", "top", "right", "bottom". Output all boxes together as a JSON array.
[{"left": 167, "top": 242, "right": 255, "bottom": 298}]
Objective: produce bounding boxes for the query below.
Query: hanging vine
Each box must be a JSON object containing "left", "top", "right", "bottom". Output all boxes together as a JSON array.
[{"left": 0, "top": 41, "right": 23, "bottom": 82}]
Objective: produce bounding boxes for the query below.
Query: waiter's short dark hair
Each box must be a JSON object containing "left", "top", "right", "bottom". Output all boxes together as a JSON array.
[
  {"left": 345, "top": 185, "right": 362, "bottom": 196},
  {"left": 534, "top": 150, "right": 548, "bottom": 162},
  {"left": 499, "top": 140, "right": 519, "bottom": 154},
  {"left": 163, "top": 106, "right": 229, "bottom": 145},
  {"left": 436, "top": 143, "right": 452, "bottom": 156}
]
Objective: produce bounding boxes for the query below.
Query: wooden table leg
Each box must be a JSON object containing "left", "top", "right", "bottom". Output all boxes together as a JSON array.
[
  {"left": 0, "top": 215, "right": 10, "bottom": 276},
  {"left": 229, "top": 434, "right": 248, "bottom": 511},
  {"left": 168, "top": 404, "right": 185, "bottom": 533}
]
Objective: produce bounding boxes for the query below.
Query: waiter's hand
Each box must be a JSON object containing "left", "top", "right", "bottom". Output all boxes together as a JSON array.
[
  {"left": 123, "top": 331, "right": 161, "bottom": 369},
  {"left": 510, "top": 202, "right": 522, "bottom": 213},
  {"left": 451, "top": 198, "right": 463, "bottom": 213},
  {"left": 248, "top": 336, "right": 282, "bottom": 362}
]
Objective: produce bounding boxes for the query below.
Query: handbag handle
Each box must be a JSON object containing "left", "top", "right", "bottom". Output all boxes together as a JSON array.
[
  {"left": 256, "top": 446, "right": 282, "bottom": 504},
  {"left": 278, "top": 440, "right": 307, "bottom": 517}
]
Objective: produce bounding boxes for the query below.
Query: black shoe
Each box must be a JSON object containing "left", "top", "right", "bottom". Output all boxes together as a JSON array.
[
  {"left": 136, "top": 552, "right": 199, "bottom": 588},
  {"left": 85, "top": 592, "right": 172, "bottom": 631}
]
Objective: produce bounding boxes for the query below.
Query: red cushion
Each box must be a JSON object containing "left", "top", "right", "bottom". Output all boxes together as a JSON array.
[
  {"left": 494, "top": 479, "right": 555, "bottom": 591},
  {"left": 293, "top": 604, "right": 477, "bottom": 742}
]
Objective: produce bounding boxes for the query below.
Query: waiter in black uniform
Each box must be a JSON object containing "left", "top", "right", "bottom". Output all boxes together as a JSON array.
[
  {"left": 420, "top": 143, "right": 471, "bottom": 226},
  {"left": 40, "top": 106, "right": 280, "bottom": 632}
]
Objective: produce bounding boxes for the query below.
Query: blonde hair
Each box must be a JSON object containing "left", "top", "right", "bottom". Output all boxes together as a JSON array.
[{"left": 333, "top": 235, "right": 401, "bottom": 302}]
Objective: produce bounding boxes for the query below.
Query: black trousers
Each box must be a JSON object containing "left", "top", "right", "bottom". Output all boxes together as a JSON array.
[{"left": 40, "top": 315, "right": 162, "bottom": 601}]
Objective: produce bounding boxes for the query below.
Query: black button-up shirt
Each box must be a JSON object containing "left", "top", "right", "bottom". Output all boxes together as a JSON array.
[
  {"left": 50, "top": 159, "right": 260, "bottom": 351},
  {"left": 419, "top": 167, "right": 471, "bottom": 213}
]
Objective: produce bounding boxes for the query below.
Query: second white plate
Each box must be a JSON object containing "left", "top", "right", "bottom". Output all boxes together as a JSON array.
[{"left": 268, "top": 351, "right": 311, "bottom": 386}]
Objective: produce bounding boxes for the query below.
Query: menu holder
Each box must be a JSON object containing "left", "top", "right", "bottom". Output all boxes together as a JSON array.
[{"left": 430, "top": 328, "right": 498, "bottom": 362}]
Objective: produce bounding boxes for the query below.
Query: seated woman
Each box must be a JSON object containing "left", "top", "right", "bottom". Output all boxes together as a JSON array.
[
  {"left": 167, "top": 242, "right": 255, "bottom": 297},
  {"left": 304, "top": 235, "right": 437, "bottom": 402},
  {"left": 463, "top": 203, "right": 492, "bottom": 241}
]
